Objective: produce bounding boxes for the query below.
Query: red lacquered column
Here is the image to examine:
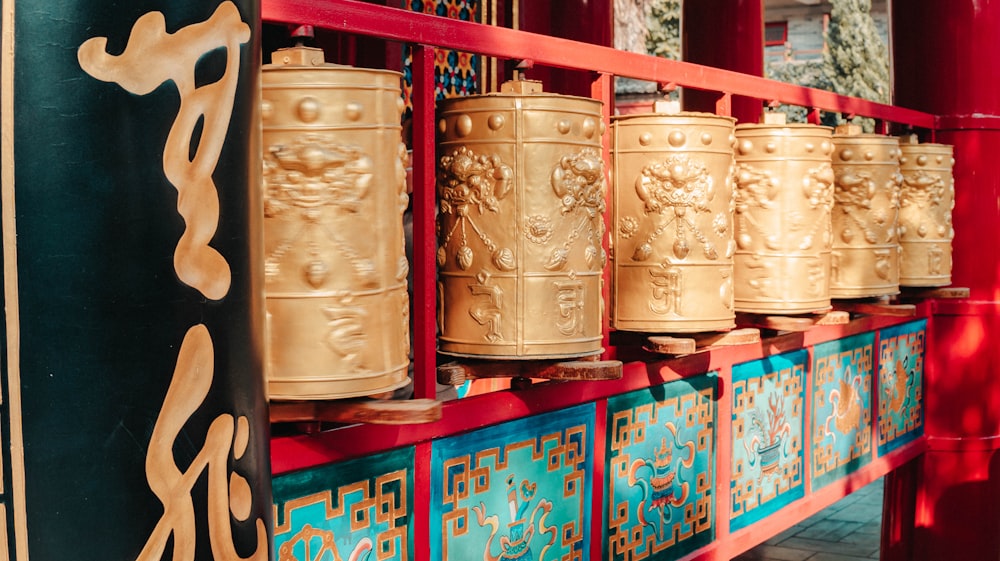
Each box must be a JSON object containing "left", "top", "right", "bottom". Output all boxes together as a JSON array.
[
  {"left": 683, "top": 0, "right": 764, "bottom": 123},
  {"left": 891, "top": 2, "right": 1000, "bottom": 560},
  {"left": 517, "top": 0, "right": 612, "bottom": 97}
]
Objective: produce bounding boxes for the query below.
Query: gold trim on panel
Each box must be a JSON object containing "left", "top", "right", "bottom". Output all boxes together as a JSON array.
[{"left": 1, "top": 0, "right": 29, "bottom": 559}]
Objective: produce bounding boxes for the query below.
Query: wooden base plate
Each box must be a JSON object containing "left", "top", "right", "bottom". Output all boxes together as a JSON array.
[
  {"left": 735, "top": 310, "right": 850, "bottom": 332},
  {"left": 269, "top": 398, "right": 442, "bottom": 425},
  {"left": 644, "top": 327, "right": 761, "bottom": 355},
  {"left": 437, "top": 355, "right": 623, "bottom": 386}
]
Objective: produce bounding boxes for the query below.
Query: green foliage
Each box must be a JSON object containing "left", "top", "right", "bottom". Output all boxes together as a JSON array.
[
  {"left": 824, "top": 0, "right": 890, "bottom": 103},
  {"left": 646, "top": 0, "right": 681, "bottom": 60}
]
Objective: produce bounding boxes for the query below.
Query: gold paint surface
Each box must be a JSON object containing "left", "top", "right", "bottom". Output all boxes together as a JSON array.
[
  {"left": 262, "top": 51, "right": 410, "bottom": 398},
  {"left": 829, "top": 129, "right": 902, "bottom": 298},
  {"left": 897, "top": 142, "right": 954, "bottom": 287},
  {"left": 436, "top": 83, "right": 605, "bottom": 357},
  {"left": 1, "top": 0, "right": 27, "bottom": 555},
  {"left": 611, "top": 112, "right": 737, "bottom": 332},
  {"left": 733, "top": 123, "right": 835, "bottom": 314}
]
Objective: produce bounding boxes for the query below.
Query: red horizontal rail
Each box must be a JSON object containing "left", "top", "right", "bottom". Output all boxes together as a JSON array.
[{"left": 262, "top": 0, "right": 936, "bottom": 128}]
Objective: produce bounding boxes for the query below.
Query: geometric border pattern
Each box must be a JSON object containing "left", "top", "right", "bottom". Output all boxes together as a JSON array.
[
  {"left": 877, "top": 319, "right": 926, "bottom": 456},
  {"left": 811, "top": 331, "right": 875, "bottom": 490},
  {"left": 731, "top": 349, "right": 808, "bottom": 531},
  {"left": 430, "top": 403, "right": 594, "bottom": 561},
  {"left": 604, "top": 374, "right": 717, "bottom": 560}
]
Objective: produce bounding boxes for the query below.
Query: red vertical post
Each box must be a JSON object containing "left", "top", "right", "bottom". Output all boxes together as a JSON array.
[
  {"left": 683, "top": 0, "right": 764, "bottom": 124},
  {"left": 891, "top": 2, "right": 1000, "bottom": 560},
  {"left": 412, "top": 44, "right": 438, "bottom": 400}
]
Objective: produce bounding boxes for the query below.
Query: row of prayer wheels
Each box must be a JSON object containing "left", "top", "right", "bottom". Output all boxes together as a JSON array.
[{"left": 259, "top": 48, "right": 954, "bottom": 400}]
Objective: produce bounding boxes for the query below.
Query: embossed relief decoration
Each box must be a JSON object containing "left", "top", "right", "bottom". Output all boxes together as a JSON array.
[
  {"left": 734, "top": 163, "right": 834, "bottom": 254},
  {"left": 430, "top": 404, "right": 594, "bottom": 560},
  {"left": 542, "top": 147, "right": 608, "bottom": 272},
  {"left": 877, "top": 320, "right": 926, "bottom": 456},
  {"left": 832, "top": 166, "right": 902, "bottom": 247},
  {"left": 629, "top": 154, "right": 727, "bottom": 263},
  {"left": 273, "top": 448, "right": 414, "bottom": 561},
  {"left": 731, "top": 350, "right": 806, "bottom": 531},
  {"left": 437, "top": 145, "right": 515, "bottom": 273},
  {"left": 899, "top": 169, "right": 949, "bottom": 239},
  {"left": 605, "top": 375, "right": 716, "bottom": 560},
  {"left": 811, "top": 333, "right": 874, "bottom": 491},
  {"left": 263, "top": 134, "right": 378, "bottom": 287}
]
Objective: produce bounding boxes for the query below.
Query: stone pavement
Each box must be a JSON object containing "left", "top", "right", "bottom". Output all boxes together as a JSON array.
[{"left": 734, "top": 477, "right": 884, "bottom": 561}]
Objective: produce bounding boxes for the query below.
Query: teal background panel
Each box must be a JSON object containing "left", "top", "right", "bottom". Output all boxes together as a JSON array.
[
  {"left": 731, "top": 349, "right": 807, "bottom": 531},
  {"left": 605, "top": 374, "right": 717, "bottom": 560},
  {"left": 811, "top": 332, "right": 875, "bottom": 491},
  {"left": 430, "top": 403, "right": 595, "bottom": 561},
  {"left": 877, "top": 319, "right": 927, "bottom": 456},
  {"left": 273, "top": 447, "right": 415, "bottom": 561}
]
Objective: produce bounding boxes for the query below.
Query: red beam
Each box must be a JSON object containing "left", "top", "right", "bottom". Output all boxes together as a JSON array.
[{"left": 262, "top": 0, "right": 935, "bottom": 128}]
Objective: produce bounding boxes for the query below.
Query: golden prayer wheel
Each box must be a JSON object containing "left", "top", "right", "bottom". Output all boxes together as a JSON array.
[
  {"left": 261, "top": 46, "right": 410, "bottom": 400},
  {"left": 610, "top": 112, "right": 737, "bottom": 332},
  {"left": 732, "top": 121, "right": 835, "bottom": 313},
  {"left": 829, "top": 125, "right": 903, "bottom": 298},
  {"left": 436, "top": 80, "right": 605, "bottom": 358},
  {"left": 897, "top": 140, "right": 955, "bottom": 286}
]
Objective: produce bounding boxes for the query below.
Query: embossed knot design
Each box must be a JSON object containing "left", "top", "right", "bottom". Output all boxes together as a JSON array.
[{"left": 631, "top": 155, "right": 721, "bottom": 261}]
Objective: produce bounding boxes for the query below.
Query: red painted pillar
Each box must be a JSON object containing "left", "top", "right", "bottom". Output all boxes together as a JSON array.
[
  {"left": 682, "top": 0, "right": 764, "bottom": 123},
  {"left": 517, "top": 0, "right": 612, "bottom": 97},
  {"left": 891, "top": 2, "right": 1000, "bottom": 560}
]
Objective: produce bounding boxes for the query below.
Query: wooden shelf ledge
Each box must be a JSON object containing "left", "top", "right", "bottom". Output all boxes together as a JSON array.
[
  {"left": 736, "top": 310, "right": 850, "bottom": 332},
  {"left": 437, "top": 357, "right": 623, "bottom": 386},
  {"left": 269, "top": 398, "right": 442, "bottom": 425},
  {"left": 832, "top": 296, "right": 917, "bottom": 317},
  {"left": 644, "top": 327, "right": 761, "bottom": 355}
]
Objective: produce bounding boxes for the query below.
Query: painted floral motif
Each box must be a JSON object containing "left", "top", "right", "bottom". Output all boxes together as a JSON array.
[{"left": 626, "top": 426, "right": 695, "bottom": 542}]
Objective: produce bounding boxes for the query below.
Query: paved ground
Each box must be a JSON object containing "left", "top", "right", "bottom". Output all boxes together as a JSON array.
[{"left": 734, "top": 478, "right": 884, "bottom": 561}]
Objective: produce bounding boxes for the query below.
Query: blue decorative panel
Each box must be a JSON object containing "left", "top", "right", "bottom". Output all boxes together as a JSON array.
[
  {"left": 877, "top": 319, "right": 926, "bottom": 456},
  {"left": 731, "top": 350, "right": 807, "bottom": 531},
  {"left": 431, "top": 403, "right": 595, "bottom": 561},
  {"left": 605, "top": 375, "right": 717, "bottom": 560},
  {"left": 273, "top": 448, "right": 414, "bottom": 561},
  {"left": 811, "top": 332, "right": 875, "bottom": 490}
]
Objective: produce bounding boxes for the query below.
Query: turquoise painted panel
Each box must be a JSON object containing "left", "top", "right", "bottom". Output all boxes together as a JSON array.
[
  {"left": 605, "top": 375, "right": 717, "bottom": 560},
  {"left": 811, "top": 332, "right": 875, "bottom": 491},
  {"left": 731, "top": 350, "right": 807, "bottom": 531},
  {"left": 431, "top": 403, "right": 595, "bottom": 561},
  {"left": 273, "top": 447, "right": 414, "bottom": 561},
  {"left": 877, "top": 319, "right": 926, "bottom": 456}
]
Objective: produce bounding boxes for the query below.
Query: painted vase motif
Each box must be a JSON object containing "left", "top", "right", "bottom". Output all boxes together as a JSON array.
[
  {"left": 610, "top": 112, "right": 737, "bottom": 332},
  {"left": 436, "top": 79, "right": 606, "bottom": 358},
  {"left": 829, "top": 125, "right": 902, "bottom": 298},
  {"left": 733, "top": 122, "right": 835, "bottom": 313},
  {"left": 897, "top": 140, "right": 955, "bottom": 287},
  {"left": 262, "top": 46, "right": 411, "bottom": 399}
]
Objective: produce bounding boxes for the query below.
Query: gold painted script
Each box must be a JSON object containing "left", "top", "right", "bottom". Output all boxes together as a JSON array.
[
  {"left": 78, "top": 3, "right": 265, "bottom": 561},
  {"left": 79, "top": 2, "right": 250, "bottom": 301}
]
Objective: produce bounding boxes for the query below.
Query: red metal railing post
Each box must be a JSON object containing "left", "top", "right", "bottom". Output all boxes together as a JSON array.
[{"left": 411, "top": 44, "right": 438, "bottom": 400}]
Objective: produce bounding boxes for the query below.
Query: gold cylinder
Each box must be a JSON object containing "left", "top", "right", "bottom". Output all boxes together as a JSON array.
[
  {"left": 610, "top": 112, "right": 737, "bottom": 332},
  {"left": 732, "top": 123, "right": 835, "bottom": 313},
  {"left": 829, "top": 125, "right": 902, "bottom": 298},
  {"left": 897, "top": 141, "right": 955, "bottom": 286},
  {"left": 261, "top": 47, "right": 410, "bottom": 400},
  {"left": 436, "top": 80, "right": 605, "bottom": 358}
]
